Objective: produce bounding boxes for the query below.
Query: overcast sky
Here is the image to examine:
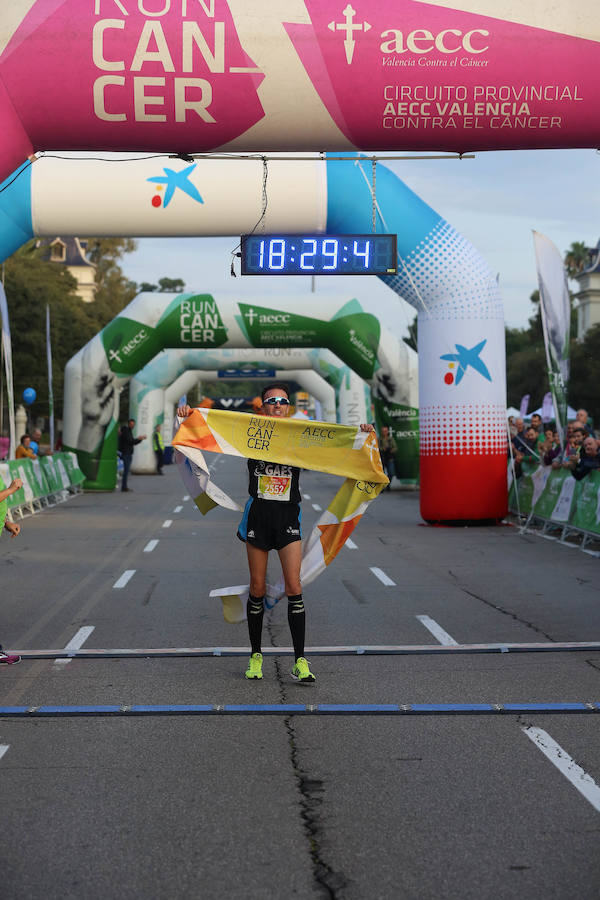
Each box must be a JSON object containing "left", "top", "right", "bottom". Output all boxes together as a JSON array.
[{"left": 119, "top": 148, "right": 599, "bottom": 342}]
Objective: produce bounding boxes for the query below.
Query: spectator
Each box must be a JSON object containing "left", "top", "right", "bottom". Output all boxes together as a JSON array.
[
  {"left": 378, "top": 426, "right": 397, "bottom": 491},
  {"left": 515, "top": 426, "right": 540, "bottom": 466},
  {"left": 512, "top": 418, "right": 528, "bottom": 455},
  {"left": 542, "top": 427, "right": 562, "bottom": 466},
  {"left": 576, "top": 408, "right": 594, "bottom": 436},
  {"left": 30, "top": 428, "right": 46, "bottom": 456},
  {"left": 15, "top": 434, "right": 37, "bottom": 460},
  {"left": 531, "top": 413, "right": 543, "bottom": 433},
  {"left": 572, "top": 436, "right": 600, "bottom": 480},
  {"left": 508, "top": 416, "right": 517, "bottom": 439},
  {"left": 118, "top": 418, "right": 146, "bottom": 492},
  {"left": 152, "top": 423, "right": 165, "bottom": 475},
  {"left": 0, "top": 476, "right": 22, "bottom": 665},
  {"left": 556, "top": 426, "right": 586, "bottom": 471}
]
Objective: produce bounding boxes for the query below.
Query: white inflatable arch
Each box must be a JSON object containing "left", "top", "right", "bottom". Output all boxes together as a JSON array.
[{"left": 25, "top": 154, "right": 499, "bottom": 520}]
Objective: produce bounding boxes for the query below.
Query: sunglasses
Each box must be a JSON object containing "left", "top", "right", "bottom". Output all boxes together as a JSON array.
[{"left": 263, "top": 397, "right": 290, "bottom": 406}]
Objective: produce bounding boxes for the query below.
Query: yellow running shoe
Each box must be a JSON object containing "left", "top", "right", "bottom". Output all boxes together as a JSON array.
[
  {"left": 245, "top": 652, "right": 263, "bottom": 680},
  {"left": 291, "top": 657, "right": 316, "bottom": 684}
]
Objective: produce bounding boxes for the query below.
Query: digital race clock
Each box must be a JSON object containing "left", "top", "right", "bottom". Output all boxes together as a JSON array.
[{"left": 240, "top": 234, "right": 397, "bottom": 275}]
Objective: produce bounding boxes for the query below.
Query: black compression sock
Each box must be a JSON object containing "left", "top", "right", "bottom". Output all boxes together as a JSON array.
[
  {"left": 287, "top": 594, "right": 305, "bottom": 661},
  {"left": 247, "top": 594, "right": 264, "bottom": 655}
]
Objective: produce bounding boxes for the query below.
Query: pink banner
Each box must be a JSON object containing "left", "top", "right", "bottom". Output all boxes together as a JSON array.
[{"left": 0, "top": 1, "right": 599, "bottom": 180}]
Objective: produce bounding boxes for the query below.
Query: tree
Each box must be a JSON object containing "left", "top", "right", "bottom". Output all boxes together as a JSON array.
[
  {"left": 139, "top": 282, "right": 157, "bottom": 293},
  {"left": 402, "top": 313, "right": 418, "bottom": 352},
  {"left": 564, "top": 241, "right": 591, "bottom": 280},
  {"left": 157, "top": 277, "right": 185, "bottom": 293},
  {"left": 2, "top": 237, "right": 139, "bottom": 427}
]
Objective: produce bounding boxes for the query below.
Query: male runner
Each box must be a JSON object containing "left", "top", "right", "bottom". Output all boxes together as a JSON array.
[{"left": 177, "top": 383, "right": 373, "bottom": 684}]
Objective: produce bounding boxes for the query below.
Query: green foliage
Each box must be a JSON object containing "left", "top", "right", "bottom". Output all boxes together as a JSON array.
[
  {"left": 2, "top": 238, "right": 138, "bottom": 428},
  {"left": 157, "top": 277, "right": 185, "bottom": 293},
  {"left": 402, "top": 313, "right": 418, "bottom": 352},
  {"left": 139, "top": 282, "right": 157, "bottom": 292}
]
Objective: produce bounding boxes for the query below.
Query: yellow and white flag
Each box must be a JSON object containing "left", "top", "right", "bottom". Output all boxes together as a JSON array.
[{"left": 172, "top": 408, "right": 388, "bottom": 620}]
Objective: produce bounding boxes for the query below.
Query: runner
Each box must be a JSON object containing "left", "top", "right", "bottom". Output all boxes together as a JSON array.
[{"left": 177, "top": 383, "right": 374, "bottom": 684}]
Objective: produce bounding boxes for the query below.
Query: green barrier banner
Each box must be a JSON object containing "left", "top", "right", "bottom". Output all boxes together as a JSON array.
[
  {"left": 532, "top": 467, "right": 576, "bottom": 522},
  {"left": 59, "top": 452, "right": 86, "bottom": 487},
  {"left": 0, "top": 470, "right": 7, "bottom": 529},
  {"left": 28, "top": 458, "right": 51, "bottom": 498},
  {"left": 40, "top": 456, "right": 62, "bottom": 493},
  {"left": 569, "top": 471, "right": 600, "bottom": 535},
  {"left": 509, "top": 460, "right": 537, "bottom": 515},
  {"left": 8, "top": 459, "right": 36, "bottom": 506}
]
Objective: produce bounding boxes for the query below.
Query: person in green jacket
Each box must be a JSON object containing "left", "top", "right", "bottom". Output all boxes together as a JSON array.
[
  {"left": 0, "top": 476, "right": 22, "bottom": 664},
  {"left": 153, "top": 424, "right": 165, "bottom": 475}
]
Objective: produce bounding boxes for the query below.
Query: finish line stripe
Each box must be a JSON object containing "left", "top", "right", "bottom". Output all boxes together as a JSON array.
[
  {"left": 0, "top": 702, "right": 598, "bottom": 718},
  {"left": 6, "top": 642, "right": 600, "bottom": 659}
]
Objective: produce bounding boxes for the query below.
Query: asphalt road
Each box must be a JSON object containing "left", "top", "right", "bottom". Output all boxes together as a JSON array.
[{"left": 1, "top": 457, "right": 599, "bottom": 899}]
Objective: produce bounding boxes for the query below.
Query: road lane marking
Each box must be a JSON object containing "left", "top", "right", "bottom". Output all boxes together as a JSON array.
[
  {"left": 0, "top": 745, "right": 9, "bottom": 760},
  {"left": 303, "top": 494, "right": 311, "bottom": 500},
  {"left": 312, "top": 503, "right": 322, "bottom": 511},
  {"left": 113, "top": 570, "right": 136, "bottom": 589},
  {"left": 370, "top": 567, "right": 395, "bottom": 586},
  {"left": 143, "top": 540, "right": 159, "bottom": 553},
  {"left": 162, "top": 520, "right": 172, "bottom": 528},
  {"left": 54, "top": 626, "right": 95, "bottom": 669},
  {"left": 416, "top": 615, "right": 458, "bottom": 646},
  {"left": 174, "top": 506, "right": 183, "bottom": 513},
  {"left": 183, "top": 495, "right": 190, "bottom": 501},
  {"left": 345, "top": 538, "right": 357, "bottom": 550},
  {"left": 523, "top": 726, "right": 600, "bottom": 812}
]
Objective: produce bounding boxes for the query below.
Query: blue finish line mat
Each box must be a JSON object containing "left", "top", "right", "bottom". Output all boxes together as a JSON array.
[
  {"left": 6, "top": 642, "right": 600, "bottom": 660},
  {"left": 0, "top": 703, "right": 598, "bottom": 718}
]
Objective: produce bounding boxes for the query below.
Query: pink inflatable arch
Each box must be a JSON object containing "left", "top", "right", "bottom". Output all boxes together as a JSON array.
[{"left": 1, "top": 1, "right": 599, "bottom": 181}]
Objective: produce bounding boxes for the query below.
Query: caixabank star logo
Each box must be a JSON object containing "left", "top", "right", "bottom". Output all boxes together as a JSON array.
[
  {"left": 440, "top": 339, "right": 491, "bottom": 386},
  {"left": 147, "top": 163, "right": 204, "bottom": 209}
]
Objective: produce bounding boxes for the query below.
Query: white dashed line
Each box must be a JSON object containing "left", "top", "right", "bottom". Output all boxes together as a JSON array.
[
  {"left": 416, "top": 615, "right": 458, "bottom": 646},
  {"left": 0, "top": 745, "right": 9, "bottom": 761},
  {"left": 345, "top": 538, "right": 358, "bottom": 550},
  {"left": 144, "top": 540, "right": 159, "bottom": 553},
  {"left": 162, "top": 520, "right": 173, "bottom": 528},
  {"left": 174, "top": 506, "right": 183, "bottom": 513},
  {"left": 370, "top": 567, "right": 395, "bottom": 586},
  {"left": 312, "top": 503, "right": 322, "bottom": 511},
  {"left": 114, "top": 570, "right": 136, "bottom": 589},
  {"left": 183, "top": 495, "right": 190, "bottom": 501},
  {"left": 523, "top": 726, "right": 600, "bottom": 812},
  {"left": 303, "top": 494, "right": 311, "bottom": 500},
  {"left": 54, "top": 626, "right": 95, "bottom": 668}
]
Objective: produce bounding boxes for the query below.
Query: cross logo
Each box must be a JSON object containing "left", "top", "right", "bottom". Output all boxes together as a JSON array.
[
  {"left": 108, "top": 348, "right": 122, "bottom": 365},
  {"left": 244, "top": 308, "right": 258, "bottom": 326},
  {"left": 328, "top": 4, "right": 371, "bottom": 64}
]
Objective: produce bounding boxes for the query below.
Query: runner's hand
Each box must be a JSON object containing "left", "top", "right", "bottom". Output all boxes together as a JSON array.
[
  {"left": 359, "top": 423, "right": 374, "bottom": 432},
  {"left": 177, "top": 405, "right": 192, "bottom": 418},
  {"left": 9, "top": 478, "right": 22, "bottom": 493},
  {"left": 5, "top": 521, "right": 20, "bottom": 538}
]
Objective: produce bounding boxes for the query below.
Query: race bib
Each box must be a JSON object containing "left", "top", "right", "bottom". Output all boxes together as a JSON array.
[{"left": 257, "top": 475, "right": 291, "bottom": 501}]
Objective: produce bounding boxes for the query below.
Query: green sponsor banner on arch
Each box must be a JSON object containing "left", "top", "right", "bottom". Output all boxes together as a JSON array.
[
  {"left": 236, "top": 303, "right": 380, "bottom": 380},
  {"left": 157, "top": 294, "right": 229, "bottom": 349}
]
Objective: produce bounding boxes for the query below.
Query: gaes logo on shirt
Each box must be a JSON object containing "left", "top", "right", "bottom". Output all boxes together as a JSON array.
[{"left": 440, "top": 340, "right": 491, "bottom": 386}]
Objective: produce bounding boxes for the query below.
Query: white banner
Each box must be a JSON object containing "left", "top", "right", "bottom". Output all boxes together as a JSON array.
[
  {"left": 0, "top": 283, "right": 15, "bottom": 457},
  {"left": 533, "top": 231, "right": 571, "bottom": 447},
  {"left": 46, "top": 304, "right": 54, "bottom": 453}
]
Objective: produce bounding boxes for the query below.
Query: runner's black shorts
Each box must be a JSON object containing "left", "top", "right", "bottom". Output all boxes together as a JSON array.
[{"left": 237, "top": 498, "right": 302, "bottom": 551}]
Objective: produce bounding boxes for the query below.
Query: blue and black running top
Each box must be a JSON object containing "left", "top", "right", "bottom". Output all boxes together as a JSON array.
[{"left": 247, "top": 459, "right": 301, "bottom": 504}]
